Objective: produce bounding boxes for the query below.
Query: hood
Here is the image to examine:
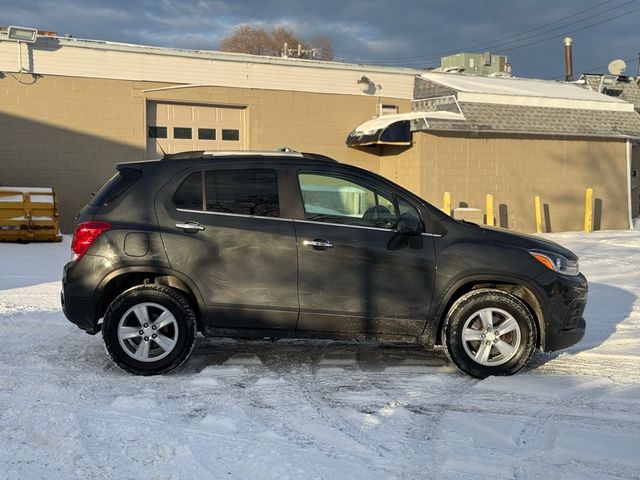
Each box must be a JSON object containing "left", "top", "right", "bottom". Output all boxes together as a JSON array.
[{"left": 480, "top": 225, "right": 578, "bottom": 260}]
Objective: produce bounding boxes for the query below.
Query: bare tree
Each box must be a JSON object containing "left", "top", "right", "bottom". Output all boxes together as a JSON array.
[
  {"left": 220, "top": 26, "right": 273, "bottom": 56},
  {"left": 220, "top": 26, "right": 334, "bottom": 60},
  {"left": 312, "top": 35, "right": 334, "bottom": 61}
]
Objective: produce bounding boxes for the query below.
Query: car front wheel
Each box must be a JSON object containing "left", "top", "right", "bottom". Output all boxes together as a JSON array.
[
  {"left": 443, "top": 289, "right": 537, "bottom": 378},
  {"left": 102, "top": 284, "right": 197, "bottom": 375}
]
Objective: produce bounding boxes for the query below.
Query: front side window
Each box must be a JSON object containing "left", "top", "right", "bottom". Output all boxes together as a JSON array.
[
  {"left": 398, "top": 197, "right": 421, "bottom": 219},
  {"left": 205, "top": 169, "right": 279, "bottom": 217},
  {"left": 298, "top": 172, "right": 398, "bottom": 229}
]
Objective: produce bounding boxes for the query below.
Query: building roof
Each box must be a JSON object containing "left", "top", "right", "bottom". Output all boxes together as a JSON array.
[
  {"left": 0, "top": 33, "right": 419, "bottom": 99},
  {"left": 420, "top": 72, "right": 629, "bottom": 104},
  {"left": 580, "top": 74, "right": 640, "bottom": 109},
  {"left": 412, "top": 73, "right": 640, "bottom": 139}
]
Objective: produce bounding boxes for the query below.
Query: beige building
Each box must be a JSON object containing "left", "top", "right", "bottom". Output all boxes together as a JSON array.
[
  {"left": 579, "top": 73, "right": 640, "bottom": 219},
  {"left": 1, "top": 32, "right": 639, "bottom": 233},
  {"left": 349, "top": 73, "right": 640, "bottom": 232}
]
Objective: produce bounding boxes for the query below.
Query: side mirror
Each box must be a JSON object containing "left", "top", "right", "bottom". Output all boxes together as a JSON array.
[{"left": 396, "top": 213, "right": 422, "bottom": 236}]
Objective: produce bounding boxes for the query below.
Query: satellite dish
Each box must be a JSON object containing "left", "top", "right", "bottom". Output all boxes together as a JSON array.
[{"left": 608, "top": 59, "right": 627, "bottom": 75}]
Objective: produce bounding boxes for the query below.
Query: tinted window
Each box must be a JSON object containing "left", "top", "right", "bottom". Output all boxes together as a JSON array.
[
  {"left": 148, "top": 126, "right": 167, "bottom": 138},
  {"left": 398, "top": 198, "right": 420, "bottom": 219},
  {"left": 298, "top": 173, "right": 397, "bottom": 229},
  {"left": 90, "top": 168, "right": 141, "bottom": 207},
  {"left": 198, "top": 128, "right": 216, "bottom": 140},
  {"left": 222, "top": 129, "right": 240, "bottom": 141},
  {"left": 174, "top": 127, "right": 192, "bottom": 139},
  {"left": 205, "top": 169, "right": 279, "bottom": 217},
  {"left": 174, "top": 172, "right": 202, "bottom": 210}
]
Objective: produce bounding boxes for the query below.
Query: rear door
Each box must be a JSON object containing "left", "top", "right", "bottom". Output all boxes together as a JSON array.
[
  {"left": 155, "top": 163, "right": 298, "bottom": 330},
  {"left": 290, "top": 166, "right": 436, "bottom": 335}
]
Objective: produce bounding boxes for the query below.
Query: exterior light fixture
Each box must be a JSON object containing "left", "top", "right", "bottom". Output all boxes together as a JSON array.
[
  {"left": 5, "top": 26, "right": 38, "bottom": 73},
  {"left": 7, "top": 26, "right": 38, "bottom": 44}
]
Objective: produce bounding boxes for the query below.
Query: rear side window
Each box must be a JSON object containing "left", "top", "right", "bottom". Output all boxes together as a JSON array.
[
  {"left": 174, "top": 172, "right": 203, "bottom": 210},
  {"left": 205, "top": 169, "right": 279, "bottom": 217},
  {"left": 90, "top": 168, "right": 141, "bottom": 206}
]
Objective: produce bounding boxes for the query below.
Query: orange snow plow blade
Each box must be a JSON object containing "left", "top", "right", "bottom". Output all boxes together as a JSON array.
[{"left": 0, "top": 187, "right": 62, "bottom": 242}]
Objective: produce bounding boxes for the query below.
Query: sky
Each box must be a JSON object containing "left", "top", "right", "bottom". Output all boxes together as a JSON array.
[{"left": 2, "top": 0, "right": 638, "bottom": 79}]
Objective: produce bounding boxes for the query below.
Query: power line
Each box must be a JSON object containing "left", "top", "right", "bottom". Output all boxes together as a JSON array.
[
  {"left": 484, "top": 5, "right": 640, "bottom": 55},
  {"left": 368, "top": 3, "right": 640, "bottom": 67},
  {"left": 429, "top": 0, "right": 636, "bottom": 60},
  {"left": 338, "top": 0, "right": 636, "bottom": 65}
]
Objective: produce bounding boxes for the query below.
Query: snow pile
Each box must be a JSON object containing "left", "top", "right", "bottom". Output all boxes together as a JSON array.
[{"left": 1, "top": 232, "right": 639, "bottom": 479}]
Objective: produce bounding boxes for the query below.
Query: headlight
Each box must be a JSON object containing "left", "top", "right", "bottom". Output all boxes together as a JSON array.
[{"left": 529, "top": 250, "right": 580, "bottom": 276}]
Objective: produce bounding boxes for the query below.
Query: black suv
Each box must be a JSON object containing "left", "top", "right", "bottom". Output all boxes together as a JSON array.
[{"left": 61, "top": 150, "right": 587, "bottom": 378}]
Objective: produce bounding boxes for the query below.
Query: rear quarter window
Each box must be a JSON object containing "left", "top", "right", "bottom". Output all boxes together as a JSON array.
[
  {"left": 174, "top": 172, "right": 203, "bottom": 210},
  {"left": 90, "top": 168, "right": 141, "bottom": 207}
]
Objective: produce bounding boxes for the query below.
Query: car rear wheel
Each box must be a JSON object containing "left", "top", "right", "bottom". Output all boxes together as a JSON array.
[
  {"left": 102, "top": 284, "right": 197, "bottom": 375},
  {"left": 443, "top": 289, "right": 537, "bottom": 378}
]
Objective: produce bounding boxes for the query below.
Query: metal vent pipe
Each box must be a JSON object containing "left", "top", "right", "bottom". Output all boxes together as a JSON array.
[{"left": 564, "top": 37, "right": 573, "bottom": 81}]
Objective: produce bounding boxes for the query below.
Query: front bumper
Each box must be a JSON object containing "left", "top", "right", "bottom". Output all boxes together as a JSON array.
[{"left": 536, "top": 271, "right": 588, "bottom": 352}]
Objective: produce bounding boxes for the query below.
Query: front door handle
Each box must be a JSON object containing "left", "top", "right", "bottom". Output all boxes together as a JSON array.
[
  {"left": 303, "top": 239, "right": 334, "bottom": 250},
  {"left": 176, "top": 221, "right": 205, "bottom": 232}
]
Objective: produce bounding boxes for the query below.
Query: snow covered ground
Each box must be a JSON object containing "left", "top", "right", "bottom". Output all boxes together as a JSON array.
[{"left": 1, "top": 231, "right": 639, "bottom": 479}]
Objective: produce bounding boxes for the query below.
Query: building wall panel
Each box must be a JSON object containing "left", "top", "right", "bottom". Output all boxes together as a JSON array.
[
  {"left": 414, "top": 133, "right": 629, "bottom": 232},
  {"left": 0, "top": 39, "right": 416, "bottom": 99}
]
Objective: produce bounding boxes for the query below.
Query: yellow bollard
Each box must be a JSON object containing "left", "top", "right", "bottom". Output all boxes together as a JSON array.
[
  {"left": 584, "top": 188, "right": 593, "bottom": 232},
  {"left": 534, "top": 196, "right": 543, "bottom": 234},
  {"left": 443, "top": 191, "right": 451, "bottom": 216},
  {"left": 486, "top": 194, "right": 494, "bottom": 226}
]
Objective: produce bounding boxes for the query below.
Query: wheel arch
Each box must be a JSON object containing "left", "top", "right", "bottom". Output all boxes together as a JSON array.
[
  {"left": 95, "top": 267, "right": 206, "bottom": 332},
  {"left": 428, "top": 275, "right": 546, "bottom": 350}
]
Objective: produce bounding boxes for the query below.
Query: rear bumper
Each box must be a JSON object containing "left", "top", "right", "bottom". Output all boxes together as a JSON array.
[
  {"left": 61, "top": 254, "right": 113, "bottom": 333},
  {"left": 61, "top": 289, "right": 100, "bottom": 333}
]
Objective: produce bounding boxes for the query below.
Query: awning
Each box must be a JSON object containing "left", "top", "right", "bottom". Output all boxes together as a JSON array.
[{"left": 346, "top": 111, "right": 465, "bottom": 147}]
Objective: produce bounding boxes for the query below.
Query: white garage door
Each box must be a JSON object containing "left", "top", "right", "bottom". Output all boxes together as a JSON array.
[{"left": 146, "top": 102, "right": 246, "bottom": 158}]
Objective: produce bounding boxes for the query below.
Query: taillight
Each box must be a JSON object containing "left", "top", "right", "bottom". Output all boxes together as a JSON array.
[{"left": 71, "top": 221, "right": 111, "bottom": 261}]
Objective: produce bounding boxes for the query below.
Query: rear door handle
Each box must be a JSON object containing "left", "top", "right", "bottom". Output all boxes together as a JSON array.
[
  {"left": 176, "top": 221, "right": 205, "bottom": 232},
  {"left": 303, "top": 239, "right": 334, "bottom": 250}
]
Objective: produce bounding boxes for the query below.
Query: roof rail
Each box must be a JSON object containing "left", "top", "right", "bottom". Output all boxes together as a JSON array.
[
  {"left": 301, "top": 152, "right": 338, "bottom": 162},
  {"left": 161, "top": 150, "right": 337, "bottom": 162}
]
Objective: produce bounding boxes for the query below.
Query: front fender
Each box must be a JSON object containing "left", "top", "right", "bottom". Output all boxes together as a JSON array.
[{"left": 424, "top": 273, "right": 548, "bottom": 349}]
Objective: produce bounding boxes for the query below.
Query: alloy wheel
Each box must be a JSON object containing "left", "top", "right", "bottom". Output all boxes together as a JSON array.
[{"left": 117, "top": 302, "right": 179, "bottom": 362}]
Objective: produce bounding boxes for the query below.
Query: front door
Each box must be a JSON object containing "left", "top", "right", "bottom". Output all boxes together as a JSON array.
[
  {"left": 155, "top": 165, "right": 298, "bottom": 330},
  {"left": 290, "top": 168, "right": 436, "bottom": 335}
]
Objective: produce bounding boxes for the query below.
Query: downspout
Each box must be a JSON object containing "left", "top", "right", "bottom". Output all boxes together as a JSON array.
[{"left": 627, "top": 138, "right": 633, "bottom": 229}]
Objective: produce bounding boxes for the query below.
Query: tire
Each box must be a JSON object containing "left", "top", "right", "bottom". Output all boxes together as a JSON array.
[
  {"left": 102, "top": 284, "right": 197, "bottom": 375},
  {"left": 442, "top": 289, "right": 537, "bottom": 379}
]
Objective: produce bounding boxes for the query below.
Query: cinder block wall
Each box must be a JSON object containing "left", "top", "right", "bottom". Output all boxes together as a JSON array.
[
  {"left": 399, "top": 132, "right": 629, "bottom": 232},
  {"left": 0, "top": 74, "right": 409, "bottom": 232}
]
